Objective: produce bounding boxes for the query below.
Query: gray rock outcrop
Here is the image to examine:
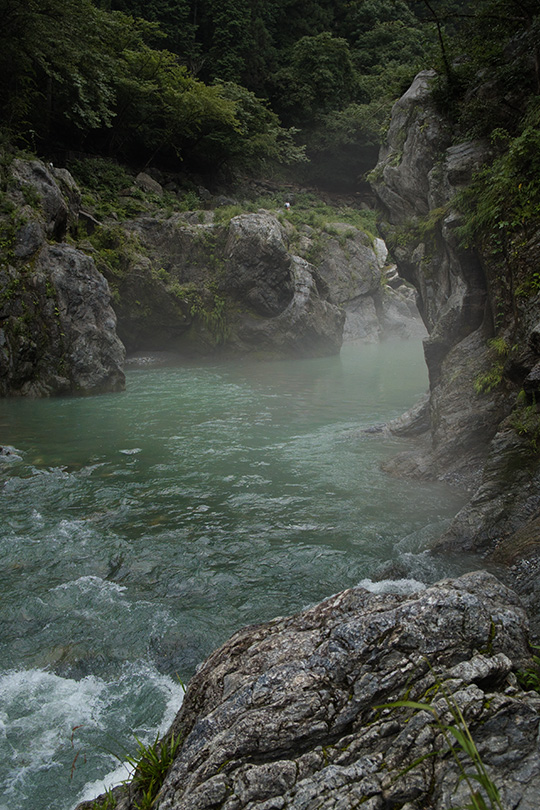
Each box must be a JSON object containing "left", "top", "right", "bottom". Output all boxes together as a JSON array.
[
  {"left": 81, "top": 571, "right": 540, "bottom": 810},
  {"left": 115, "top": 211, "right": 345, "bottom": 358},
  {"left": 0, "top": 157, "right": 125, "bottom": 396},
  {"left": 224, "top": 213, "right": 294, "bottom": 316},
  {"left": 370, "top": 71, "right": 540, "bottom": 565},
  {"left": 294, "top": 223, "right": 424, "bottom": 342}
]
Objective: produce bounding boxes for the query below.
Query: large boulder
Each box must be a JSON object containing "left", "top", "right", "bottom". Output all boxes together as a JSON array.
[
  {"left": 374, "top": 70, "right": 451, "bottom": 225},
  {"left": 81, "top": 572, "right": 540, "bottom": 810},
  {"left": 116, "top": 211, "right": 345, "bottom": 358},
  {"left": 0, "top": 156, "right": 125, "bottom": 396},
  {"left": 223, "top": 213, "right": 294, "bottom": 316},
  {"left": 369, "top": 71, "right": 540, "bottom": 631},
  {"left": 231, "top": 255, "right": 345, "bottom": 356},
  {"left": 372, "top": 70, "right": 489, "bottom": 374},
  {"left": 47, "top": 245, "right": 125, "bottom": 393},
  {"left": 10, "top": 158, "right": 71, "bottom": 241}
]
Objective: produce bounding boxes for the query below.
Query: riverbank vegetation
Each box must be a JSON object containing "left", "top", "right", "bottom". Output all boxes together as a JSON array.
[{"left": 0, "top": 2, "right": 538, "bottom": 224}]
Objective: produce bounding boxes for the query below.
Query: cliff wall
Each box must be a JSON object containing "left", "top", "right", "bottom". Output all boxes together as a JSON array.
[{"left": 371, "top": 72, "right": 540, "bottom": 574}]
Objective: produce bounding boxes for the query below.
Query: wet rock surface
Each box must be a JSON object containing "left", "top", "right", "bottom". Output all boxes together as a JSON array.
[
  {"left": 81, "top": 572, "right": 540, "bottom": 810},
  {"left": 118, "top": 210, "right": 345, "bottom": 358},
  {"left": 371, "top": 71, "right": 540, "bottom": 574}
]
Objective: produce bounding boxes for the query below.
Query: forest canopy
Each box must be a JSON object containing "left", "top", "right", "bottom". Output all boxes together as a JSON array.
[{"left": 0, "top": 0, "right": 538, "bottom": 189}]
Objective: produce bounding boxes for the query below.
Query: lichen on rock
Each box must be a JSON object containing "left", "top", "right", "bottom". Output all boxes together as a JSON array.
[{"left": 80, "top": 572, "right": 540, "bottom": 810}]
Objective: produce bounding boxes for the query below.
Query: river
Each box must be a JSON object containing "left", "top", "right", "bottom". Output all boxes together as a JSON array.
[{"left": 1, "top": 340, "right": 475, "bottom": 810}]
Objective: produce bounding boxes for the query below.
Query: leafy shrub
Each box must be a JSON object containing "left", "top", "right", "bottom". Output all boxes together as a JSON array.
[
  {"left": 457, "top": 101, "right": 540, "bottom": 251},
  {"left": 69, "top": 158, "right": 133, "bottom": 202},
  {"left": 125, "top": 733, "right": 181, "bottom": 810}
]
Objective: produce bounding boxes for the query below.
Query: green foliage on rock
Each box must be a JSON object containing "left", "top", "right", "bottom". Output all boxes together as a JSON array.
[
  {"left": 126, "top": 733, "right": 181, "bottom": 810},
  {"left": 457, "top": 102, "right": 540, "bottom": 251},
  {"left": 88, "top": 788, "right": 117, "bottom": 810},
  {"left": 517, "top": 646, "right": 540, "bottom": 692},
  {"left": 509, "top": 394, "right": 540, "bottom": 451},
  {"left": 284, "top": 194, "right": 378, "bottom": 236},
  {"left": 473, "top": 338, "right": 510, "bottom": 395},
  {"left": 68, "top": 158, "right": 136, "bottom": 217},
  {"left": 87, "top": 224, "right": 138, "bottom": 278}
]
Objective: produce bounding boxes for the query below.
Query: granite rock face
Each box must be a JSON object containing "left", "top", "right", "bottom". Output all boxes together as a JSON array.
[
  {"left": 82, "top": 572, "right": 540, "bottom": 810},
  {"left": 294, "top": 223, "right": 424, "bottom": 343},
  {"left": 371, "top": 71, "right": 540, "bottom": 564},
  {"left": 0, "top": 157, "right": 125, "bottom": 396},
  {"left": 223, "top": 212, "right": 294, "bottom": 317}
]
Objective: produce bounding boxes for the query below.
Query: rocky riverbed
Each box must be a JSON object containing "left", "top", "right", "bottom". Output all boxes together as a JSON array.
[{"left": 4, "top": 61, "right": 540, "bottom": 809}]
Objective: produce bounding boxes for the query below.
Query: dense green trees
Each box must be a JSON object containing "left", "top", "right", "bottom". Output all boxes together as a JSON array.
[
  {"left": 0, "top": 0, "right": 303, "bottom": 173},
  {"left": 271, "top": 33, "right": 357, "bottom": 122},
  {"left": 1, "top": 0, "right": 125, "bottom": 139},
  {"left": 0, "top": 0, "right": 537, "bottom": 187}
]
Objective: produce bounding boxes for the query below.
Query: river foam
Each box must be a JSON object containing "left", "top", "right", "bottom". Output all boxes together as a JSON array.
[
  {"left": 0, "top": 663, "right": 184, "bottom": 810},
  {"left": 0, "top": 341, "right": 474, "bottom": 810}
]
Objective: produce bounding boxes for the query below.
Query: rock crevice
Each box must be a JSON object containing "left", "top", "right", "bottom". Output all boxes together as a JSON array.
[{"left": 371, "top": 70, "right": 540, "bottom": 568}]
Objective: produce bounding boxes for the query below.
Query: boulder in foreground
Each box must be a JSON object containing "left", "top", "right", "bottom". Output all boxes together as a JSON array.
[{"left": 82, "top": 571, "right": 540, "bottom": 810}]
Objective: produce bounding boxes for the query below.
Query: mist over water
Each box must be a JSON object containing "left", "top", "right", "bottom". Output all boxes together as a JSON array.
[{"left": 1, "top": 341, "right": 474, "bottom": 810}]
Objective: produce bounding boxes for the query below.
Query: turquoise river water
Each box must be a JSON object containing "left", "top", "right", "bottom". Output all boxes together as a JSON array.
[{"left": 1, "top": 340, "right": 479, "bottom": 810}]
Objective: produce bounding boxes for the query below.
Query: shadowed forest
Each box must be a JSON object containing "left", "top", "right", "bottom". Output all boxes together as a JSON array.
[{"left": 1, "top": 0, "right": 538, "bottom": 199}]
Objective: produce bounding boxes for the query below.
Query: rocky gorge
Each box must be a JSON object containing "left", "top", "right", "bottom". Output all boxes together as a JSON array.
[
  {"left": 370, "top": 70, "right": 540, "bottom": 612},
  {"left": 0, "top": 156, "right": 421, "bottom": 398},
  {"left": 67, "top": 64, "right": 540, "bottom": 810},
  {"left": 3, "top": 64, "right": 540, "bottom": 810}
]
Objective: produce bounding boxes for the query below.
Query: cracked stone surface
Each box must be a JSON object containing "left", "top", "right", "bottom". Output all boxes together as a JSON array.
[{"left": 81, "top": 571, "right": 540, "bottom": 810}]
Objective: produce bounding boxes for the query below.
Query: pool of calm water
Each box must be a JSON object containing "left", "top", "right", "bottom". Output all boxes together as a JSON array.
[{"left": 0, "top": 340, "right": 476, "bottom": 810}]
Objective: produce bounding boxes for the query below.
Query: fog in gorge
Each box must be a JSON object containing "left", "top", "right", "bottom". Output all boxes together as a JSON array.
[{"left": 0, "top": 339, "right": 488, "bottom": 810}]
